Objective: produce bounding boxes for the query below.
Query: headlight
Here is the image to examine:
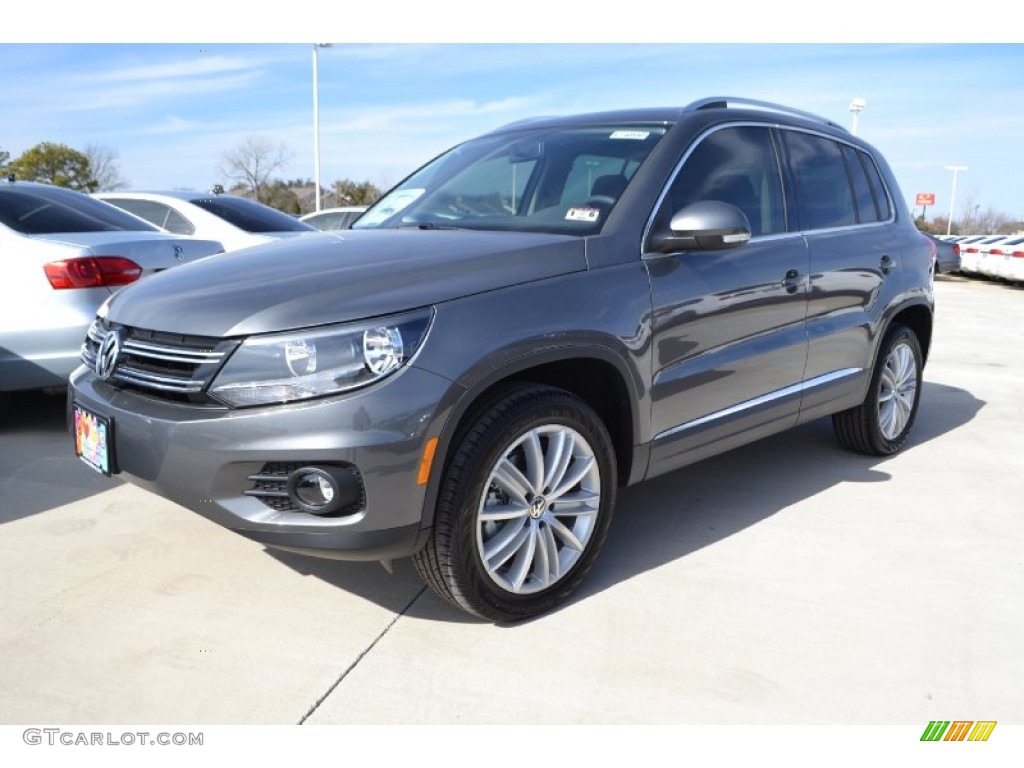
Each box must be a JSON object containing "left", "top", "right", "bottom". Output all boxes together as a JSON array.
[{"left": 209, "top": 310, "right": 432, "bottom": 407}]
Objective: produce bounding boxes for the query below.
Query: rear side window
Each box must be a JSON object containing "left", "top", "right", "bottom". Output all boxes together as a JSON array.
[
  {"left": 103, "top": 198, "right": 196, "bottom": 235},
  {"left": 657, "top": 126, "right": 787, "bottom": 237},
  {"left": 783, "top": 132, "right": 856, "bottom": 230},
  {"left": 191, "top": 197, "right": 315, "bottom": 233},
  {"left": 0, "top": 187, "right": 162, "bottom": 234}
]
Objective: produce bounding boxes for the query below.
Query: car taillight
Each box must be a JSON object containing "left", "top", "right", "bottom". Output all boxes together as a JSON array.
[
  {"left": 43, "top": 256, "right": 143, "bottom": 290},
  {"left": 966, "top": 247, "right": 979, "bottom": 253},
  {"left": 989, "top": 249, "right": 1004, "bottom": 256},
  {"left": 953, "top": 244, "right": 960, "bottom": 255},
  {"left": 1013, "top": 250, "right": 1024, "bottom": 259}
]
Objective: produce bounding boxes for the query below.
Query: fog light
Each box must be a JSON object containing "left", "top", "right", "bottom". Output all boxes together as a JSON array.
[{"left": 285, "top": 465, "right": 361, "bottom": 515}]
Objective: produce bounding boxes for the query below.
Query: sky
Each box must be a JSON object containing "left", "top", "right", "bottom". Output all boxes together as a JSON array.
[{"left": 3, "top": 10, "right": 1023, "bottom": 224}]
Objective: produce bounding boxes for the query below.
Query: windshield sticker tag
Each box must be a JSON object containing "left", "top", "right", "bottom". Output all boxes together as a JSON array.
[
  {"left": 566, "top": 207, "right": 600, "bottom": 222},
  {"left": 610, "top": 130, "right": 650, "bottom": 140},
  {"left": 355, "top": 188, "right": 425, "bottom": 225}
]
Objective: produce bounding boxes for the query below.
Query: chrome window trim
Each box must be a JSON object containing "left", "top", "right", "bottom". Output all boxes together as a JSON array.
[
  {"left": 641, "top": 121, "right": 897, "bottom": 257},
  {"left": 654, "top": 367, "right": 863, "bottom": 442}
]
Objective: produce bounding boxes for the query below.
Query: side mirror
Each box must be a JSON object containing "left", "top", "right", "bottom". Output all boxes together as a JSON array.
[{"left": 651, "top": 200, "right": 752, "bottom": 253}]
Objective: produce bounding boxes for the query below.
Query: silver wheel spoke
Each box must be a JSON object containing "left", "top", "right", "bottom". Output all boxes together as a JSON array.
[
  {"left": 542, "top": 430, "right": 573, "bottom": 493},
  {"left": 550, "top": 489, "right": 600, "bottom": 511},
  {"left": 546, "top": 515, "right": 585, "bottom": 552},
  {"left": 549, "top": 454, "right": 595, "bottom": 500},
  {"left": 493, "top": 460, "right": 533, "bottom": 506},
  {"left": 479, "top": 502, "right": 530, "bottom": 522},
  {"left": 507, "top": 524, "right": 538, "bottom": 591},
  {"left": 522, "top": 430, "right": 545, "bottom": 496},
  {"left": 483, "top": 516, "right": 529, "bottom": 568},
  {"left": 537, "top": 523, "right": 561, "bottom": 585}
]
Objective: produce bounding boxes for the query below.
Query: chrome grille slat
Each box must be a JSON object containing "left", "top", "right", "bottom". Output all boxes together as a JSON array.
[
  {"left": 81, "top": 319, "right": 235, "bottom": 403},
  {"left": 122, "top": 340, "right": 225, "bottom": 364},
  {"left": 112, "top": 368, "right": 206, "bottom": 393}
]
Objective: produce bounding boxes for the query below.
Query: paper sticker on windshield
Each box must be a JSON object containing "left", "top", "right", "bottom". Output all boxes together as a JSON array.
[
  {"left": 566, "top": 207, "right": 600, "bottom": 222},
  {"left": 610, "top": 130, "right": 650, "bottom": 140},
  {"left": 355, "top": 188, "right": 425, "bottom": 225}
]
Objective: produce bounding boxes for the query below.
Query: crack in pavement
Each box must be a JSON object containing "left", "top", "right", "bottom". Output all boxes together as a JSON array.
[{"left": 297, "top": 585, "right": 428, "bottom": 724}]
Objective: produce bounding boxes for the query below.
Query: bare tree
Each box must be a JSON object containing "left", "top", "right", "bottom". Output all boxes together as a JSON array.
[
  {"left": 218, "top": 136, "right": 292, "bottom": 204},
  {"left": 83, "top": 143, "right": 129, "bottom": 191}
]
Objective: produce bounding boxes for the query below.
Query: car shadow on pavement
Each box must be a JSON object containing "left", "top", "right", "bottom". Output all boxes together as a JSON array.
[
  {"left": 0, "top": 390, "right": 120, "bottom": 525},
  {"left": 264, "top": 380, "right": 985, "bottom": 625}
]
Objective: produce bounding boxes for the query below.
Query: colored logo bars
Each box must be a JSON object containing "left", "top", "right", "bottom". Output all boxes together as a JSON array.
[{"left": 921, "top": 721, "right": 997, "bottom": 742}]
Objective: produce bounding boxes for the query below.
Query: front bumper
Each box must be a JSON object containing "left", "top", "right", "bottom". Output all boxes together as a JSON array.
[{"left": 69, "top": 364, "right": 455, "bottom": 559}]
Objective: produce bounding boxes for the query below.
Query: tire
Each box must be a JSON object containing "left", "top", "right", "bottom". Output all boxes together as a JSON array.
[
  {"left": 832, "top": 324, "right": 923, "bottom": 456},
  {"left": 413, "top": 384, "right": 617, "bottom": 622}
]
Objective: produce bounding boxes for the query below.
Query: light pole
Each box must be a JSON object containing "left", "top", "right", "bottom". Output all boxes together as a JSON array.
[
  {"left": 849, "top": 98, "right": 866, "bottom": 136},
  {"left": 944, "top": 165, "right": 968, "bottom": 236},
  {"left": 312, "top": 43, "right": 332, "bottom": 212}
]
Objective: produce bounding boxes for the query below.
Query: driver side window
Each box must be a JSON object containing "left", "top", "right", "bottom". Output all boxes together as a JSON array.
[{"left": 657, "top": 126, "right": 786, "bottom": 237}]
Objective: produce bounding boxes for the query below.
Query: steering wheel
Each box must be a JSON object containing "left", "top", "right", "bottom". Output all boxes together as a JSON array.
[{"left": 582, "top": 196, "right": 616, "bottom": 208}]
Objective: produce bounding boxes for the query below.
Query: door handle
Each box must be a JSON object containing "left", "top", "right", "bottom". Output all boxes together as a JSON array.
[
  {"left": 880, "top": 255, "right": 893, "bottom": 275},
  {"left": 781, "top": 269, "right": 802, "bottom": 294}
]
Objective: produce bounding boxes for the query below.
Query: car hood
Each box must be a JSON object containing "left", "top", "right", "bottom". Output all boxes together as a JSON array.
[{"left": 103, "top": 229, "right": 587, "bottom": 337}]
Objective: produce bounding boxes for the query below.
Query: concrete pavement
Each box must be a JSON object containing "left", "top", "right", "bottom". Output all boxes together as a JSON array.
[{"left": 1, "top": 276, "right": 1021, "bottom": 724}]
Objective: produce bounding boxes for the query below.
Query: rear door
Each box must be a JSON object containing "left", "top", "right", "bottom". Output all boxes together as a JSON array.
[{"left": 780, "top": 131, "right": 895, "bottom": 422}]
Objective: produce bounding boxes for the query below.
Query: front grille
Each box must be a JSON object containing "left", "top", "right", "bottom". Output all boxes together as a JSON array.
[
  {"left": 244, "top": 461, "right": 365, "bottom": 517},
  {"left": 81, "top": 319, "right": 238, "bottom": 403}
]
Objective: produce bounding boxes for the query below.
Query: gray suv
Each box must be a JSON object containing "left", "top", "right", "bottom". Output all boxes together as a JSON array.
[{"left": 69, "top": 98, "right": 934, "bottom": 621}]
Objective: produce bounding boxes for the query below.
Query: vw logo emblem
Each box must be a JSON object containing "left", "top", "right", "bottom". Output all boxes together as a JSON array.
[
  {"left": 173, "top": 245, "right": 185, "bottom": 262},
  {"left": 96, "top": 328, "right": 125, "bottom": 380}
]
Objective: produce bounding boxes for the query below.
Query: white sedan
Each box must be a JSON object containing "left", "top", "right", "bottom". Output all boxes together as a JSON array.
[
  {"left": 0, "top": 180, "right": 224, "bottom": 414},
  {"left": 95, "top": 189, "right": 316, "bottom": 252}
]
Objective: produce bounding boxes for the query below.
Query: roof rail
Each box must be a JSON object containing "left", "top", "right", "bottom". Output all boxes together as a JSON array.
[{"left": 684, "top": 96, "right": 846, "bottom": 131}]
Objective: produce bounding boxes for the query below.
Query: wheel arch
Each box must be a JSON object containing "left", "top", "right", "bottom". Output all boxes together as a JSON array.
[
  {"left": 887, "top": 301, "right": 933, "bottom": 366},
  {"left": 417, "top": 347, "right": 644, "bottom": 530}
]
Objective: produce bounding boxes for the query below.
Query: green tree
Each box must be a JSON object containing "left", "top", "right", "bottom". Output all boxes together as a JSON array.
[
  {"left": 333, "top": 178, "right": 382, "bottom": 206},
  {"left": 0, "top": 147, "right": 10, "bottom": 176},
  {"left": 264, "top": 180, "right": 302, "bottom": 214},
  {"left": 10, "top": 142, "right": 97, "bottom": 191}
]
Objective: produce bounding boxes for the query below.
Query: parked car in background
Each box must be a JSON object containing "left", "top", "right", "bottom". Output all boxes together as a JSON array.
[
  {"left": 996, "top": 239, "right": 1024, "bottom": 283},
  {"left": 980, "top": 235, "right": 1024, "bottom": 280},
  {"left": 0, "top": 180, "right": 223, "bottom": 417},
  {"left": 299, "top": 206, "right": 368, "bottom": 231},
  {"left": 958, "top": 235, "right": 1002, "bottom": 274},
  {"left": 921, "top": 232, "right": 960, "bottom": 273},
  {"left": 95, "top": 189, "right": 317, "bottom": 252},
  {"left": 70, "top": 98, "right": 934, "bottom": 621}
]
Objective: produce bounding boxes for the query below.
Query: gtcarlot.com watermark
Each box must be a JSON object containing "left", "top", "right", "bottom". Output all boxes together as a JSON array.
[{"left": 23, "top": 728, "right": 203, "bottom": 747}]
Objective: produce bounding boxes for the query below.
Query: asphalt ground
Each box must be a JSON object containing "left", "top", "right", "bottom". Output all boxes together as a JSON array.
[{"left": 0, "top": 275, "right": 1021, "bottom": 728}]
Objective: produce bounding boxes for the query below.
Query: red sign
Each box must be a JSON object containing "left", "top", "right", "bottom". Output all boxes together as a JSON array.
[{"left": 916, "top": 193, "right": 936, "bottom": 206}]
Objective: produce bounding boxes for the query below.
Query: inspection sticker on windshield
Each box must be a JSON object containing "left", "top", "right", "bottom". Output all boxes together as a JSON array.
[
  {"left": 610, "top": 130, "right": 650, "bottom": 140},
  {"left": 566, "top": 207, "right": 600, "bottom": 222}
]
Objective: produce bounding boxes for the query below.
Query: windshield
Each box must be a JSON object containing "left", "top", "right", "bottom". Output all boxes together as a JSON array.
[
  {"left": 190, "top": 196, "right": 316, "bottom": 233},
  {"left": 354, "top": 124, "right": 668, "bottom": 236},
  {"left": 0, "top": 186, "right": 161, "bottom": 234}
]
